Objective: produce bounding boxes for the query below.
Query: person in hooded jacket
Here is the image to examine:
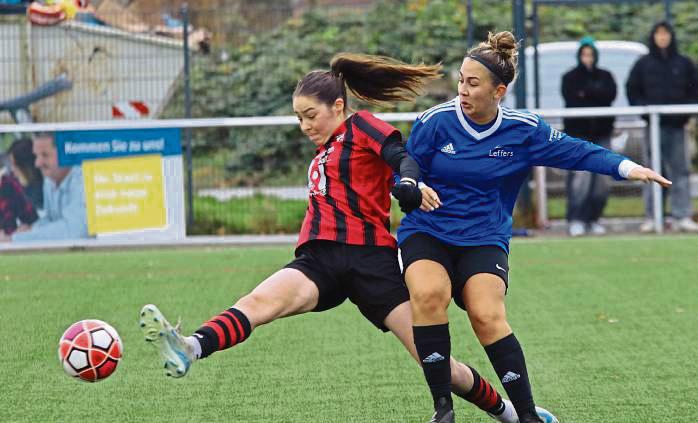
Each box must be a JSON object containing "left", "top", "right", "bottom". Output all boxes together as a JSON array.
[
  {"left": 562, "top": 36, "right": 617, "bottom": 236},
  {"left": 626, "top": 21, "right": 698, "bottom": 233}
]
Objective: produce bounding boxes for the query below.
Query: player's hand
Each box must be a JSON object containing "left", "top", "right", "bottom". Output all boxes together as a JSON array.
[
  {"left": 628, "top": 167, "right": 672, "bottom": 188},
  {"left": 391, "top": 181, "right": 422, "bottom": 213},
  {"left": 420, "top": 184, "right": 442, "bottom": 212}
]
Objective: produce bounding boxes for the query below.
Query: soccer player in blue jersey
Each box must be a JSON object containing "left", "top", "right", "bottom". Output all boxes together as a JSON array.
[{"left": 398, "top": 31, "right": 671, "bottom": 423}]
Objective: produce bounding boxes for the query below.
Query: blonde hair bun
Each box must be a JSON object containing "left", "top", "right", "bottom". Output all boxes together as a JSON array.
[{"left": 486, "top": 31, "right": 518, "bottom": 61}]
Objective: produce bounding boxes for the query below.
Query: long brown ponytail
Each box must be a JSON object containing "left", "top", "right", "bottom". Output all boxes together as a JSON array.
[{"left": 294, "top": 53, "right": 442, "bottom": 110}]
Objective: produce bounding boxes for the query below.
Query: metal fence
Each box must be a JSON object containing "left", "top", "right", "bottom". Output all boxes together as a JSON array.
[
  {"left": 532, "top": 105, "right": 698, "bottom": 234},
  {"left": 1, "top": 1, "right": 697, "bottom": 239},
  {"left": 2, "top": 104, "right": 697, "bottom": 237},
  {"left": 0, "top": 8, "right": 184, "bottom": 123},
  {"left": 0, "top": 1, "right": 383, "bottom": 125}
]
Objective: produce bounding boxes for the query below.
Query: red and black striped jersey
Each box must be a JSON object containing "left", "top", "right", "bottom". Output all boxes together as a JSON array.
[{"left": 298, "top": 110, "right": 398, "bottom": 249}]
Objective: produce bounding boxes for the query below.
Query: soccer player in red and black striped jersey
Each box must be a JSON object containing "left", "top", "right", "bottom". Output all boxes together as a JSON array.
[{"left": 140, "top": 53, "right": 520, "bottom": 423}]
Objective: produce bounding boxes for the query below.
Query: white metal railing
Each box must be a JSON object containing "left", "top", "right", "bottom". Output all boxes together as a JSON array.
[{"left": 2, "top": 104, "right": 697, "bottom": 234}]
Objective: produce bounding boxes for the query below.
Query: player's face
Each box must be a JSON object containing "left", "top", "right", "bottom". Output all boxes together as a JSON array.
[
  {"left": 293, "top": 95, "right": 345, "bottom": 147},
  {"left": 458, "top": 58, "right": 505, "bottom": 123},
  {"left": 33, "top": 135, "right": 62, "bottom": 181},
  {"left": 653, "top": 26, "right": 672, "bottom": 50}
]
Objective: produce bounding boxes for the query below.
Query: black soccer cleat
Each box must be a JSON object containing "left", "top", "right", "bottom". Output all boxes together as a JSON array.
[{"left": 428, "top": 397, "right": 455, "bottom": 423}]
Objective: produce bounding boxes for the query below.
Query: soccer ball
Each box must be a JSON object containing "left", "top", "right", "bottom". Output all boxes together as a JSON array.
[{"left": 58, "top": 320, "right": 122, "bottom": 382}]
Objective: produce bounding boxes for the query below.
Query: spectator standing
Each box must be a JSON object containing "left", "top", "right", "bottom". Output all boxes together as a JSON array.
[
  {"left": 562, "top": 36, "right": 617, "bottom": 236},
  {"left": 626, "top": 21, "right": 698, "bottom": 232}
]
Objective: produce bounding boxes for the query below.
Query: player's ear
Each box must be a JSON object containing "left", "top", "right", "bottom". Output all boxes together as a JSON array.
[
  {"left": 333, "top": 98, "right": 344, "bottom": 116},
  {"left": 493, "top": 84, "right": 507, "bottom": 101}
]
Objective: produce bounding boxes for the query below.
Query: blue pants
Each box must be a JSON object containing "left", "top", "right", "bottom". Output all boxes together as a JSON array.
[
  {"left": 644, "top": 126, "right": 693, "bottom": 219},
  {"left": 566, "top": 136, "right": 610, "bottom": 223}
]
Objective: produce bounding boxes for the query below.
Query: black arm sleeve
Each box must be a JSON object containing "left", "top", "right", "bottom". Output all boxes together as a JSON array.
[{"left": 380, "top": 133, "right": 420, "bottom": 182}]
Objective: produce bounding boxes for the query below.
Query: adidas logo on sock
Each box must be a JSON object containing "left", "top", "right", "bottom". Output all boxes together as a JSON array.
[
  {"left": 501, "top": 371, "right": 521, "bottom": 383},
  {"left": 422, "top": 352, "right": 446, "bottom": 363},
  {"left": 440, "top": 143, "right": 456, "bottom": 154}
]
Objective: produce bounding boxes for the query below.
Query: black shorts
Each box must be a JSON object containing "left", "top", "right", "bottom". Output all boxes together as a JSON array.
[
  {"left": 399, "top": 232, "right": 509, "bottom": 310},
  {"left": 284, "top": 240, "right": 409, "bottom": 332}
]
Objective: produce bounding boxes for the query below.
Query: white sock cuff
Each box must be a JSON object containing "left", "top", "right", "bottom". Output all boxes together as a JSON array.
[{"left": 186, "top": 335, "right": 202, "bottom": 359}]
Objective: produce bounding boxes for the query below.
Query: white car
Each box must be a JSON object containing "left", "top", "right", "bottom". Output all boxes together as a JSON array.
[
  {"left": 503, "top": 40, "right": 649, "bottom": 110},
  {"left": 504, "top": 41, "right": 651, "bottom": 205}
]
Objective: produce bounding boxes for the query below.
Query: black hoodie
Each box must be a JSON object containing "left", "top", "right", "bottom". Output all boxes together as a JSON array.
[
  {"left": 626, "top": 21, "right": 698, "bottom": 127},
  {"left": 561, "top": 41, "right": 617, "bottom": 139}
]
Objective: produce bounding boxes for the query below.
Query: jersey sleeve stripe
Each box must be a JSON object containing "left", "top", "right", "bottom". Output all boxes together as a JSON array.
[
  {"left": 421, "top": 106, "right": 456, "bottom": 123},
  {"left": 420, "top": 103, "right": 455, "bottom": 118},
  {"left": 502, "top": 108, "right": 539, "bottom": 121},
  {"left": 501, "top": 114, "right": 538, "bottom": 127},
  {"left": 420, "top": 99, "right": 455, "bottom": 114},
  {"left": 503, "top": 109, "right": 538, "bottom": 120},
  {"left": 418, "top": 100, "right": 456, "bottom": 120}
]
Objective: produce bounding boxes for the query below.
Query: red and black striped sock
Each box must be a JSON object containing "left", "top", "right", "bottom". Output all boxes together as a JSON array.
[
  {"left": 193, "top": 307, "right": 251, "bottom": 359},
  {"left": 456, "top": 365, "right": 505, "bottom": 415}
]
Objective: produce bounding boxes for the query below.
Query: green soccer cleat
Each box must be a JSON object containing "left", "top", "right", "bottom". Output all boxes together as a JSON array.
[
  {"left": 534, "top": 406, "right": 559, "bottom": 423},
  {"left": 139, "top": 304, "right": 194, "bottom": 378},
  {"left": 519, "top": 407, "right": 559, "bottom": 423}
]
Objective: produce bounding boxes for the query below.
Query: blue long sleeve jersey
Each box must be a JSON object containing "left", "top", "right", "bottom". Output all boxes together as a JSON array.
[{"left": 397, "top": 98, "right": 629, "bottom": 253}]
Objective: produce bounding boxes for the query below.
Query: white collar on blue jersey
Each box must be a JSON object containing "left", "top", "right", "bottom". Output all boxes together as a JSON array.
[{"left": 454, "top": 96, "right": 502, "bottom": 140}]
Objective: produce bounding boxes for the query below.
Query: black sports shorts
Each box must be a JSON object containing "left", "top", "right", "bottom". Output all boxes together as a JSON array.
[
  {"left": 398, "top": 232, "right": 509, "bottom": 310},
  {"left": 284, "top": 240, "right": 409, "bottom": 332}
]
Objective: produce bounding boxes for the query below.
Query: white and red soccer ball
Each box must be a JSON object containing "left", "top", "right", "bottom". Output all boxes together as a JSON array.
[{"left": 58, "top": 319, "right": 122, "bottom": 382}]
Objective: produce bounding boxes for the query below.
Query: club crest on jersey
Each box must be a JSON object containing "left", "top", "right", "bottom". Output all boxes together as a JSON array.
[
  {"left": 549, "top": 128, "right": 565, "bottom": 142},
  {"left": 335, "top": 133, "right": 345, "bottom": 143},
  {"left": 489, "top": 145, "right": 514, "bottom": 158},
  {"left": 308, "top": 146, "right": 334, "bottom": 196}
]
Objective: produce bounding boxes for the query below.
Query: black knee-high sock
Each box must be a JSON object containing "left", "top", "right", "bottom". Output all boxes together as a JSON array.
[
  {"left": 193, "top": 307, "right": 252, "bottom": 359},
  {"left": 413, "top": 323, "right": 452, "bottom": 409},
  {"left": 484, "top": 333, "right": 536, "bottom": 418},
  {"left": 454, "top": 365, "right": 505, "bottom": 415}
]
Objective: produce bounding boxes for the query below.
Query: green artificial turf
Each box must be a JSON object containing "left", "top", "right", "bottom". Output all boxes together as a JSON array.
[{"left": 1, "top": 236, "right": 696, "bottom": 422}]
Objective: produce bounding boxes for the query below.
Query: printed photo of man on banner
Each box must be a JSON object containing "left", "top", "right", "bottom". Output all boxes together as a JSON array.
[{"left": 1, "top": 128, "right": 185, "bottom": 244}]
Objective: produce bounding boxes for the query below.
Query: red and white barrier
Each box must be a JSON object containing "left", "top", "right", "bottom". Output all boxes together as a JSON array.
[{"left": 112, "top": 101, "right": 150, "bottom": 119}]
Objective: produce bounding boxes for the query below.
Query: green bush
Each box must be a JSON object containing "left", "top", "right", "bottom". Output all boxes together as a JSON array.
[
  {"left": 189, "top": 194, "right": 408, "bottom": 235},
  {"left": 190, "top": 194, "right": 308, "bottom": 235},
  {"left": 190, "top": 194, "right": 698, "bottom": 235},
  {"left": 167, "top": 0, "right": 698, "bottom": 188}
]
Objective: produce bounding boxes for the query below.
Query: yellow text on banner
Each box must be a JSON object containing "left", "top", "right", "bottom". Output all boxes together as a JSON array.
[{"left": 82, "top": 155, "right": 167, "bottom": 235}]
